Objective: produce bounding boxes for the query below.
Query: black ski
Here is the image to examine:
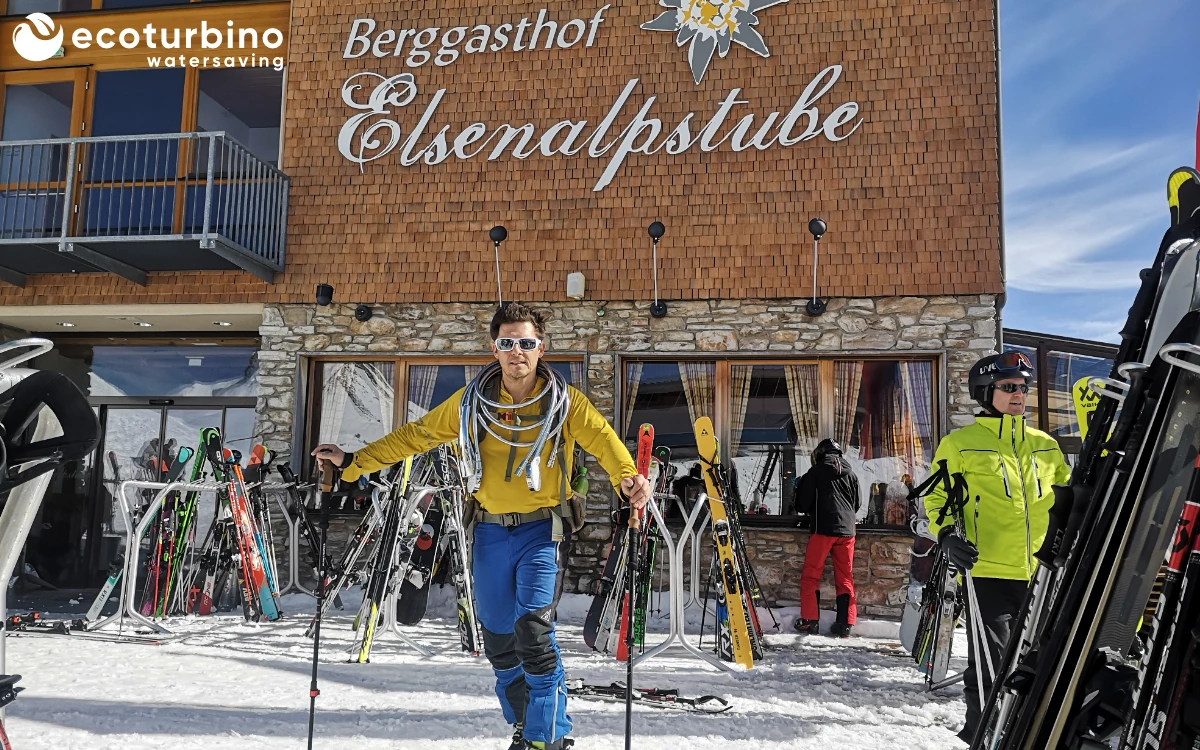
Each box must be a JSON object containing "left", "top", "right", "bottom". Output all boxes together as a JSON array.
[{"left": 565, "top": 679, "right": 732, "bottom": 714}]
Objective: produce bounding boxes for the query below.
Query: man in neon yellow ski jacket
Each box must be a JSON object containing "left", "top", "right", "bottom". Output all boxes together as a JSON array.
[{"left": 923, "top": 351, "right": 1070, "bottom": 745}]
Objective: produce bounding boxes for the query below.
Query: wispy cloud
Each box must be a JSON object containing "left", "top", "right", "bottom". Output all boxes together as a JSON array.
[
  {"left": 1004, "top": 139, "right": 1175, "bottom": 292},
  {"left": 1055, "top": 318, "right": 1125, "bottom": 344},
  {"left": 997, "top": 0, "right": 1198, "bottom": 326}
]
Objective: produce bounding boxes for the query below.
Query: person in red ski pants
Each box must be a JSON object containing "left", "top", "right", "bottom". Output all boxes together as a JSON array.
[{"left": 794, "top": 438, "right": 862, "bottom": 637}]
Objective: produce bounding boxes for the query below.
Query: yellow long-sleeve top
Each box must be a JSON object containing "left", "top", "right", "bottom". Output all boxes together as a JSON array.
[{"left": 341, "top": 379, "right": 638, "bottom": 515}]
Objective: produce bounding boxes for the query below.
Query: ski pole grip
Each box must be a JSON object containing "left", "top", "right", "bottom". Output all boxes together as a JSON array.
[
  {"left": 319, "top": 461, "right": 335, "bottom": 493},
  {"left": 1035, "top": 483, "right": 1072, "bottom": 567},
  {"left": 1053, "top": 483, "right": 1091, "bottom": 569}
]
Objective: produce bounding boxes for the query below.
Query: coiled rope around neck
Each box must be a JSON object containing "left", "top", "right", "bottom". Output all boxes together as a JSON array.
[{"left": 458, "top": 361, "right": 571, "bottom": 493}]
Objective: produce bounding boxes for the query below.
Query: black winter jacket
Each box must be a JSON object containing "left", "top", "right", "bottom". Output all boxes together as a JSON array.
[{"left": 794, "top": 453, "right": 862, "bottom": 537}]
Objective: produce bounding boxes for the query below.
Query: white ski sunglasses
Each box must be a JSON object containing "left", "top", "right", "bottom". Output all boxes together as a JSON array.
[{"left": 494, "top": 337, "right": 542, "bottom": 352}]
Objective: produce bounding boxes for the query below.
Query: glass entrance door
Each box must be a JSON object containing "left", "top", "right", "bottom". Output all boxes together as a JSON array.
[{"left": 22, "top": 403, "right": 258, "bottom": 588}]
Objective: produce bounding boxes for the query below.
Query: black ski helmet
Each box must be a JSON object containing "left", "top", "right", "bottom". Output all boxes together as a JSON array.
[
  {"left": 813, "top": 438, "right": 843, "bottom": 461},
  {"left": 969, "top": 351, "right": 1034, "bottom": 412}
]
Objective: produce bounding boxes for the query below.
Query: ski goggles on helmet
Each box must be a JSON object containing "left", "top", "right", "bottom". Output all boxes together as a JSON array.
[
  {"left": 995, "top": 383, "right": 1030, "bottom": 394},
  {"left": 995, "top": 351, "right": 1033, "bottom": 373},
  {"left": 494, "top": 337, "right": 541, "bottom": 352}
]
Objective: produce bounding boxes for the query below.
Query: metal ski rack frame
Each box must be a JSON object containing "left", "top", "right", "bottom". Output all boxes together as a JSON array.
[
  {"left": 94, "top": 479, "right": 293, "bottom": 634},
  {"left": 633, "top": 492, "right": 734, "bottom": 673},
  {"left": 660, "top": 491, "right": 714, "bottom": 614},
  {"left": 274, "top": 483, "right": 317, "bottom": 597}
]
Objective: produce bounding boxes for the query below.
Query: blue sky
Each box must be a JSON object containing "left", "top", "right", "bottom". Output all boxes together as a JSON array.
[{"left": 999, "top": 0, "right": 1200, "bottom": 342}]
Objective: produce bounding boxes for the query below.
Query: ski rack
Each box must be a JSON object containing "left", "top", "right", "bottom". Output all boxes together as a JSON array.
[
  {"left": 274, "top": 481, "right": 320, "bottom": 598},
  {"left": 666, "top": 492, "right": 716, "bottom": 615},
  {"left": 633, "top": 492, "right": 734, "bottom": 673},
  {"left": 95, "top": 478, "right": 294, "bottom": 635}
]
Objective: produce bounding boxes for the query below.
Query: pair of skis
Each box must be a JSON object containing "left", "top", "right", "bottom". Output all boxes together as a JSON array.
[
  {"left": 582, "top": 441, "right": 668, "bottom": 659},
  {"left": 695, "top": 416, "right": 765, "bottom": 669},
  {"left": 201, "top": 427, "right": 282, "bottom": 621},
  {"left": 349, "top": 456, "right": 416, "bottom": 662}
]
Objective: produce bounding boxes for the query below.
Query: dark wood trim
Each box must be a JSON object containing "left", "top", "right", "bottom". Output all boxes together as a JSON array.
[{"left": 1005, "top": 329, "right": 1118, "bottom": 359}]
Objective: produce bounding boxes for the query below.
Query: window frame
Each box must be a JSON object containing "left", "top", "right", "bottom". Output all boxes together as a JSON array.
[{"left": 616, "top": 352, "right": 944, "bottom": 530}]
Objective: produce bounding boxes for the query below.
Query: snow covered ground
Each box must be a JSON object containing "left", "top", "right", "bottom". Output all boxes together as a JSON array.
[{"left": 2, "top": 591, "right": 969, "bottom": 749}]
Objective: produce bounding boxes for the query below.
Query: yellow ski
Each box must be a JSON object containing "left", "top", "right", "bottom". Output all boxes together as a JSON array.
[
  {"left": 693, "top": 416, "right": 755, "bottom": 669},
  {"left": 1072, "top": 376, "right": 1100, "bottom": 440},
  {"left": 354, "top": 456, "right": 414, "bottom": 663}
]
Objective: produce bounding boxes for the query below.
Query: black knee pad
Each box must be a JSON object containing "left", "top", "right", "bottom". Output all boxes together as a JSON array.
[
  {"left": 482, "top": 627, "right": 520, "bottom": 672},
  {"left": 514, "top": 605, "right": 558, "bottom": 676}
]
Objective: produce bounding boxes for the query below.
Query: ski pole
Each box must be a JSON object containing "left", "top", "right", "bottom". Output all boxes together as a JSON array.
[
  {"left": 624, "top": 502, "right": 640, "bottom": 750},
  {"left": 626, "top": 425, "right": 654, "bottom": 750},
  {"left": 308, "top": 460, "right": 335, "bottom": 750},
  {"left": 964, "top": 571, "right": 993, "bottom": 715}
]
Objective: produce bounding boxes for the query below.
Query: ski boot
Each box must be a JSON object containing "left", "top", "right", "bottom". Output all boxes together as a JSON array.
[
  {"left": 828, "top": 594, "right": 853, "bottom": 638},
  {"left": 507, "top": 723, "right": 524, "bottom": 750},
  {"left": 794, "top": 618, "right": 820, "bottom": 635},
  {"left": 525, "top": 740, "right": 574, "bottom": 750}
]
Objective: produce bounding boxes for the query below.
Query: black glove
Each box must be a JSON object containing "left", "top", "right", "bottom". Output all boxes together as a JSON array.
[{"left": 938, "top": 526, "right": 979, "bottom": 570}]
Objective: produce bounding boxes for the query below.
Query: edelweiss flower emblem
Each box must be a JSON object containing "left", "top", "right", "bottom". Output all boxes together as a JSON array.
[{"left": 641, "top": 0, "right": 788, "bottom": 84}]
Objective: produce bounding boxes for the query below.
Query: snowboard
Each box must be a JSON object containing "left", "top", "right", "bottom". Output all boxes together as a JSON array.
[{"left": 395, "top": 496, "right": 446, "bottom": 626}]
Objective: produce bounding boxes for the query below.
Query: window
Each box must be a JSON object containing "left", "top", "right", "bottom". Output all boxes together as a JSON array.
[
  {"left": 312, "top": 361, "right": 395, "bottom": 453},
  {"left": 197, "top": 68, "right": 283, "bottom": 167},
  {"left": 1004, "top": 331, "right": 1117, "bottom": 455},
  {"left": 5, "top": 0, "right": 91, "bottom": 13},
  {"left": 0, "top": 76, "right": 78, "bottom": 238},
  {"left": 1046, "top": 350, "right": 1111, "bottom": 440},
  {"left": 729, "top": 364, "right": 817, "bottom": 516},
  {"left": 305, "top": 356, "right": 586, "bottom": 481},
  {"left": 2, "top": 81, "right": 72, "bottom": 141},
  {"left": 622, "top": 357, "right": 938, "bottom": 530},
  {"left": 32, "top": 342, "right": 258, "bottom": 398},
  {"left": 3, "top": 0, "right": 235, "bottom": 12},
  {"left": 833, "top": 360, "right": 934, "bottom": 527}
]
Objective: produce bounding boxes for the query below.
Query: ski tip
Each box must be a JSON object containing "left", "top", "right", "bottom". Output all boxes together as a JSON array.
[{"left": 1167, "top": 166, "right": 1200, "bottom": 227}]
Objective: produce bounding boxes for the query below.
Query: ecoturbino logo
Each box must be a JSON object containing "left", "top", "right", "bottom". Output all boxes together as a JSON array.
[
  {"left": 12, "top": 13, "right": 63, "bottom": 63},
  {"left": 11, "top": 13, "right": 286, "bottom": 70}
]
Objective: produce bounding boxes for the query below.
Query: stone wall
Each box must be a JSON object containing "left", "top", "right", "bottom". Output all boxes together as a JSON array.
[{"left": 256, "top": 294, "right": 996, "bottom": 618}]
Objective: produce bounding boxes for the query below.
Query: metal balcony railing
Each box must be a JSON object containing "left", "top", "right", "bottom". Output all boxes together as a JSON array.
[{"left": 0, "top": 132, "right": 288, "bottom": 286}]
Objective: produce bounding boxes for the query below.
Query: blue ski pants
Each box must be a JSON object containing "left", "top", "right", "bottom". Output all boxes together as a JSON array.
[{"left": 473, "top": 518, "right": 571, "bottom": 743}]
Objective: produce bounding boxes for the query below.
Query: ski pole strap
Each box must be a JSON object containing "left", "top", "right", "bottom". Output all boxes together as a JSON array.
[
  {"left": 907, "top": 459, "right": 951, "bottom": 502},
  {"left": 906, "top": 459, "right": 970, "bottom": 527}
]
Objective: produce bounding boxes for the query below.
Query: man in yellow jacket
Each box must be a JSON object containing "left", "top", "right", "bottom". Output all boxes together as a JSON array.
[
  {"left": 923, "top": 351, "right": 1070, "bottom": 745},
  {"left": 313, "top": 302, "right": 650, "bottom": 750}
]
